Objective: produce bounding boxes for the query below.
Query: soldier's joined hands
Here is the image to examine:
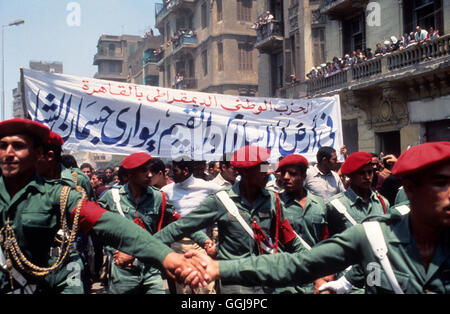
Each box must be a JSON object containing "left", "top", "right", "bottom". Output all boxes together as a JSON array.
[{"left": 161, "top": 250, "right": 218, "bottom": 289}]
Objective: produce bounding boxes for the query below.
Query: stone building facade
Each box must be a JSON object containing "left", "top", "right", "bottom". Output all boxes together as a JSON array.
[
  {"left": 126, "top": 34, "right": 163, "bottom": 86},
  {"left": 154, "top": 0, "right": 259, "bottom": 96},
  {"left": 255, "top": 0, "right": 449, "bottom": 156},
  {"left": 93, "top": 34, "right": 142, "bottom": 82}
]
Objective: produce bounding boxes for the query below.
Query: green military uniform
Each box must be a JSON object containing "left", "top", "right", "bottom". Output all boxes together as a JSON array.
[
  {"left": 60, "top": 166, "right": 96, "bottom": 293},
  {"left": 280, "top": 189, "right": 327, "bottom": 293},
  {"left": 325, "top": 187, "right": 390, "bottom": 292},
  {"left": 0, "top": 175, "right": 172, "bottom": 294},
  {"left": 98, "top": 184, "right": 207, "bottom": 294},
  {"left": 219, "top": 213, "right": 450, "bottom": 293},
  {"left": 155, "top": 182, "right": 307, "bottom": 294},
  {"left": 326, "top": 187, "right": 390, "bottom": 236},
  {"left": 281, "top": 190, "right": 327, "bottom": 247},
  {"left": 61, "top": 167, "right": 95, "bottom": 201},
  {"left": 394, "top": 187, "right": 408, "bottom": 205}
]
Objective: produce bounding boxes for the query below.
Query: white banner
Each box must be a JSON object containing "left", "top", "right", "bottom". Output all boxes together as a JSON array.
[{"left": 23, "top": 69, "right": 343, "bottom": 162}]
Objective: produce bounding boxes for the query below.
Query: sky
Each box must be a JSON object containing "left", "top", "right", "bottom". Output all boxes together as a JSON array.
[{"left": 0, "top": 0, "right": 161, "bottom": 120}]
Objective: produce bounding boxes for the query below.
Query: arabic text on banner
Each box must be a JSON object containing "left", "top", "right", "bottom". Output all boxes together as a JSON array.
[{"left": 23, "top": 69, "right": 343, "bottom": 162}]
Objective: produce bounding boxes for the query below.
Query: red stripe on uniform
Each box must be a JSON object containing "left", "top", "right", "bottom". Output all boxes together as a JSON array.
[{"left": 71, "top": 199, "right": 107, "bottom": 234}]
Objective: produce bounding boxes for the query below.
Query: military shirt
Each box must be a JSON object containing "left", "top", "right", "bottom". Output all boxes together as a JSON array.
[
  {"left": 98, "top": 184, "right": 209, "bottom": 245},
  {"left": 0, "top": 175, "right": 172, "bottom": 293},
  {"left": 326, "top": 187, "right": 390, "bottom": 236},
  {"left": 155, "top": 181, "right": 306, "bottom": 261},
  {"left": 281, "top": 190, "right": 327, "bottom": 247},
  {"left": 61, "top": 167, "right": 95, "bottom": 201},
  {"left": 220, "top": 214, "right": 450, "bottom": 294}
]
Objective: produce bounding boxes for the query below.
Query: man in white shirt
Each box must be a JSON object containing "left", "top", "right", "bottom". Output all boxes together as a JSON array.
[
  {"left": 304, "top": 146, "right": 346, "bottom": 202},
  {"left": 414, "top": 25, "right": 428, "bottom": 44},
  {"left": 161, "top": 158, "right": 221, "bottom": 293}
]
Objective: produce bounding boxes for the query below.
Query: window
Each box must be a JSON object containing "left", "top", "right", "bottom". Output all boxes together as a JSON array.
[
  {"left": 201, "top": 2, "right": 208, "bottom": 28},
  {"left": 237, "top": 0, "right": 252, "bottom": 22},
  {"left": 238, "top": 44, "right": 253, "bottom": 71},
  {"left": 218, "top": 42, "right": 224, "bottom": 71},
  {"left": 129, "top": 43, "right": 135, "bottom": 54},
  {"left": 202, "top": 50, "right": 208, "bottom": 76},
  {"left": 165, "top": 22, "right": 171, "bottom": 42},
  {"left": 109, "top": 44, "right": 115, "bottom": 56},
  {"left": 109, "top": 62, "right": 119, "bottom": 73},
  {"left": 343, "top": 14, "right": 365, "bottom": 54},
  {"left": 312, "top": 27, "right": 326, "bottom": 66},
  {"left": 217, "top": 0, "right": 223, "bottom": 21},
  {"left": 403, "top": 0, "right": 443, "bottom": 34}
]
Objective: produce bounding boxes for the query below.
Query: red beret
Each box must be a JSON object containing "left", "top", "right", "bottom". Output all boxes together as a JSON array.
[
  {"left": 276, "top": 154, "right": 308, "bottom": 171},
  {"left": 47, "top": 131, "right": 64, "bottom": 146},
  {"left": 392, "top": 142, "right": 450, "bottom": 178},
  {"left": 230, "top": 145, "right": 271, "bottom": 169},
  {"left": 0, "top": 118, "right": 50, "bottom": 144},
  {"left": 340, "top": 152, "right": 372, "bottom": 175},
  {"left": 121, "top": 152, "right": 152, "bottom": 170}
]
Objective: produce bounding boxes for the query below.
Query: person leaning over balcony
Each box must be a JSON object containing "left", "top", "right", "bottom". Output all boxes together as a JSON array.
[{"left": 414, "top": 25, "right": 428, "bottom": 44}]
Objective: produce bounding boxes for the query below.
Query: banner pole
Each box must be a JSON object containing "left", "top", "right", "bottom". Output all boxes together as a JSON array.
[{"left": 20, "top": 67, "right": 30, "bottom": 119}]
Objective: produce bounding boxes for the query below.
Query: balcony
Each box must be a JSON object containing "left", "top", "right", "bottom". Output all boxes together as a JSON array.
[
  {"left": 307, "top": 34, "right": 450, "bottom": 96},
  {"left": 144, "top": 62, "right": 159, "bottom": 78},
  {"left": 320, "top": 0, "right": 368, "bottom": 19},
  {"left": 156, "top": 0, "right": 197, "bottom": 27},
  {"left": 172, "top": 35, "right": 198, "bottom": 57},
  {"left": 254, "top": 21, "right": 284, "bottom": 54},
  {"left": 93, "top": 53, "right": 124, "bottom": 65},
  {"left": 94, "top": 72, "right": 126, "bottom": 82},
  {"left": 173, "top": 77, "right": 197, "bottom": 90}
]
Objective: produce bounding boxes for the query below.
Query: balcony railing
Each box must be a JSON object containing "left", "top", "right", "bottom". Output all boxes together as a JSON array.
[
  {"left": 254, "top": 21, "right": 283, "bottom": 53},
  {"left": 387, "top": 35, "right": 450, "bottom": 70},
  {"left": 307, "top": 34, "right": 450, "bottom": 96},
  {"left": 156, "top": 0, "right": 196, "bottom": 26},
  {"left": 173, "top": 35, "right": 198, "bottom": 49},
  {"left": 173, "top": 77, "right": 197, "bottom": 90}
]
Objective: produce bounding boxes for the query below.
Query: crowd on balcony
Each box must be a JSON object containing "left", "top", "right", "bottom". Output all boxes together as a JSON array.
[
  {"left": 252, "top": 11, "right": 279, "bottom": 40},
  {"left": 172, "top": 29, "right": 197, "bottom": 48},
  {"left": 306, "top": 25, "right": 441, "bottom": 80},
  {"left": 153, "top": 29, "right": 196, "bottom": 59}
]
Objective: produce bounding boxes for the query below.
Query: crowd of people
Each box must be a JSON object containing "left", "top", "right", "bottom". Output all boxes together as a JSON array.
[
  {"left": 153, "top": 28, "right": 197, "bottom": 59},
  {"left": 0, "top": 117, "right": 449, "bottom": 295},
  {"left": 306, "top": 25, "right": 441, "bottom": 80}
]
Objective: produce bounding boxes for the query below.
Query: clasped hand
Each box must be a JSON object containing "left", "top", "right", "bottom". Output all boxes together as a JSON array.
[{"left": 162, "top": 250, "right": 219, "bottom": 290}]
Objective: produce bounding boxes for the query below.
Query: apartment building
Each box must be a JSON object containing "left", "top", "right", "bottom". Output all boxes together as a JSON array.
[
  {"left": 93, "top": 34, "right": 142, "bottom": 82},
  {"left": 127, "top": 34, "right": 163, "bottom": 86},
  {"left": 255, "top": 0, "right": 449, "bottom": 155},
  {"left": 154, "top": 0, "right": 259, "bottom": 96}
]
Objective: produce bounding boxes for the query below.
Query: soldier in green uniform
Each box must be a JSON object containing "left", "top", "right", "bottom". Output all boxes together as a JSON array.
[
  {"left": 326, "top": 151, "right": 390, "bottom": 236},
  {"left": 35, "top": 130, "right": 94, "bottom": 293},
  {"left": 0, "top": 118, "right": 208, "bottom": 294},
  {"left": 321, "top": 152, "right": 390, "bottom": 293},
  {"left": 98, "top": 152, "right": 209, "bottom": 294},
  {"left": 275, "top": 154, "right": 328, "bottom": 294},
  {"left": 155, "top": 145, "right": 307, "bottom": 294},
  {"left": 180, "top": 141, "right": 450, "bottom": 294}
]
